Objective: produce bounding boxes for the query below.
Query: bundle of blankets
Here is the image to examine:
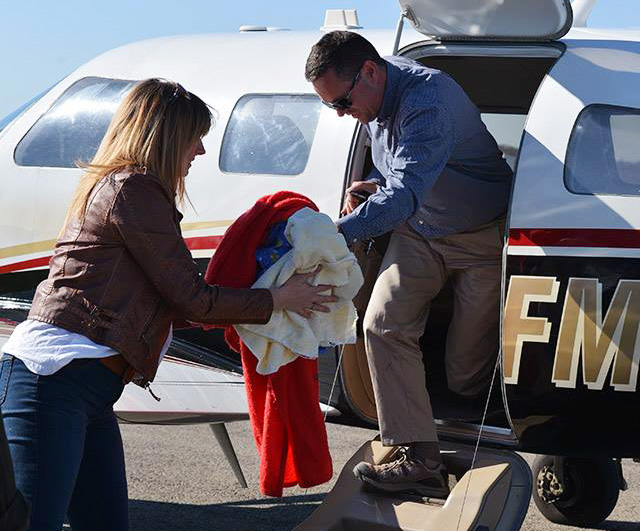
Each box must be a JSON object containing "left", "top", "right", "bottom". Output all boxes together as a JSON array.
[{"left": 204, "top": 191, "right": 363, "bottom": 497}]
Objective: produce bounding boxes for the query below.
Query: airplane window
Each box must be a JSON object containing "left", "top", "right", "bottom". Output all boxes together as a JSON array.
[
  {"left": 220, "top": 94, "right": 321, "bottom": 175},
  {"left": 14, "top": 77, "right": 136, "bottom": 168},
  {"left": 565, "top": 104, "right": 640, "bottom": 196}
]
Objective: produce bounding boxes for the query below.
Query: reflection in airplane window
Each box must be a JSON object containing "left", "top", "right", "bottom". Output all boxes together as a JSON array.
[
  {"left": 220, "top": 94, "right": 321, "bottom": 175},
  {"left": 480, "top": 113, "right": 526, "bottom": 171},
  {"left": 566, "top": 104, "right": 640, "bottom": 196},
  {"left": 14, "top": 77, "right": 136, "bottom": 168}
]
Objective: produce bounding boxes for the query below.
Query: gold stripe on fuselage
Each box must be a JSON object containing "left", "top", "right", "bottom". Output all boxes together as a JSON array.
[
  {"left": 180, "top": 220, "right": 233, "bottom": 232},
  {"left": 0, "top": 220, "right": 233, "bottom": 261},
  {"left": 0, "top": 239, "right": 56, "bottom": 260}
]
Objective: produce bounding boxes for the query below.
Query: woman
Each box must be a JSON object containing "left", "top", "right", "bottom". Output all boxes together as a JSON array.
[{"left": 0, "top": 79, "right": 334, "bottom": 531}]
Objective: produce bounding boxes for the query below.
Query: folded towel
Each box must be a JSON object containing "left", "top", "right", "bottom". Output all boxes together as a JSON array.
[{"left": 235, "top": 207, "right": 363, "bottom": 375}]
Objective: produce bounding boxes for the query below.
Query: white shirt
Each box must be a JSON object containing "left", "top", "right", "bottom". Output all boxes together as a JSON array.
[{"left": 1, "top": 319, "right": 173, "bottom": 376}]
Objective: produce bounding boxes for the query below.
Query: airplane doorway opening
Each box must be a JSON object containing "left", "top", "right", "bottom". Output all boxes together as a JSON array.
[{"left": 339, "top": 44, "right": 562, "bottom": 446}]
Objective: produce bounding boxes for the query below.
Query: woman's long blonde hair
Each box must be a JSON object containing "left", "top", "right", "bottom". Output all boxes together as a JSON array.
[{"left": 64, "top": 78, "right": 212, "bottom": 227}]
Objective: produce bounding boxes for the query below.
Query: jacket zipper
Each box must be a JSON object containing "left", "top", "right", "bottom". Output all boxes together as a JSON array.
[{"left": 144, "top": 381, "right": 162, "bottom": 402}]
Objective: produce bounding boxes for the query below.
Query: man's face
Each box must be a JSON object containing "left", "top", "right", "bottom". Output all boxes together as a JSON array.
[{"left": 312, "top": 62, "right": 384, "bottom": 124}]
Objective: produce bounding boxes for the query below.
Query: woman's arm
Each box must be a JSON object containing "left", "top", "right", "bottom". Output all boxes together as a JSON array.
[{"left": 111, "top": 175, "right": 335, "bottom": 324}]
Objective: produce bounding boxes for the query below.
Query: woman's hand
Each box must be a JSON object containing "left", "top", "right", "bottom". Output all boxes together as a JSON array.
[
  {"left": 341, "top": 181, "right": 379, "bottom": 215},
  {"left": 270, "top": 266, "right": 338, "bottom": 318}
]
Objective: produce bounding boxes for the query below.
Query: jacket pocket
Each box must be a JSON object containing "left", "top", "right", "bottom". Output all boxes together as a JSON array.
[
  {"left": 140, "top": 300, "right": 161, "bottom": 339},
  {"left": 139, "top": 300, "right": 167, "bottom": 359},
  {"left": 0, "top": 356, "right": 14, "bottom": 407}
]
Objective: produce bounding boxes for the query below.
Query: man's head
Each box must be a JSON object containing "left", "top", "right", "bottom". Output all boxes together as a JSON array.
[{"left": 305, "top": 31, "right": 386, "bottom": 124}]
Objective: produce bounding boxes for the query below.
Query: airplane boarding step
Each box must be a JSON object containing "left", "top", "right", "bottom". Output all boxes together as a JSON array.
[{"left": 295, "top": 440, "right": 531, "bottom": 531}]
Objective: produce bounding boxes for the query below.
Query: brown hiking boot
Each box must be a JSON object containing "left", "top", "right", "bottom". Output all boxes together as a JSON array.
[{"left": 353, "top": 448, "right": 450, "bottom": 498}]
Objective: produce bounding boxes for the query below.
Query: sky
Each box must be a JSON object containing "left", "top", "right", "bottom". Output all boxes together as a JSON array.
[{"left": 1, "top": 0, "right": 639, "bottom": 119}]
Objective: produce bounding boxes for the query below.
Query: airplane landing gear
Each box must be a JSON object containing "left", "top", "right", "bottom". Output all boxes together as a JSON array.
[{"left": 532, "top": 455, "right": 620, "bottom": 527}]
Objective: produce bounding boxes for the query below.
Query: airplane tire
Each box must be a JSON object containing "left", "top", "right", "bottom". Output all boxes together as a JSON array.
[{"left": 532, "top": 455, "right": 619, "bottom": 527}]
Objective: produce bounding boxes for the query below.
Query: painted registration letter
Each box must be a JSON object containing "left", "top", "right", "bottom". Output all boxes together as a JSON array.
[
  {"left": 504, "top": 276, "right": 560, "bottom": 385},
  {"left": 553, "top": 278, "right": 640, "bottom": 392}
]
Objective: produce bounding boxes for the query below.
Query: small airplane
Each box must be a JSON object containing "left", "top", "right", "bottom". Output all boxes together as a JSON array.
[{"left": 2, "top": 0, "right": 639, "bottom": 528}]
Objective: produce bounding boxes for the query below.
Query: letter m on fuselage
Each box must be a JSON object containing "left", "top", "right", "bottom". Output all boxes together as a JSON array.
[{"left": 553, "top": 278, "right": 640, "bottom": 392}]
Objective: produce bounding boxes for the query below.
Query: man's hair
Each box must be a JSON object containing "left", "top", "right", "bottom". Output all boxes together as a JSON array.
[{"left": 305, "top": 31, "right": 385, "bottom": 82}]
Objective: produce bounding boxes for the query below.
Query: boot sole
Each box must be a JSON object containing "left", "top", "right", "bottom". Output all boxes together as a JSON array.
[{"left": 357, "top": 472, "right": 450, "bottom": 499}]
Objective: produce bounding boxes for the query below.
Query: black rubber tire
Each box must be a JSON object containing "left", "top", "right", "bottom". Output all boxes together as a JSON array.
[{"left": 532, "top": 455, "right": 619, "bottom": 528}]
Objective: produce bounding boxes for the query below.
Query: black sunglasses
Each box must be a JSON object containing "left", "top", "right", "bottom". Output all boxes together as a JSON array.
[{"left": 321, "top": 70, "right": 361, "bottom": 111}]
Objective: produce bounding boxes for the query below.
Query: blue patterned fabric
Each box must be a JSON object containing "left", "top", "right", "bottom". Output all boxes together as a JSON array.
[
  {"left": 256, "top": 221, "right": 291, "bottom": 278},
  {"left": 337, "top": 56, "right": 512, "bottom": 244}
]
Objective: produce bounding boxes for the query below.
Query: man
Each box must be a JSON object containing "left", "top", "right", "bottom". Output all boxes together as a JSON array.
[{"left": 305, "top": 31, "right": 512, "bottom": 498}]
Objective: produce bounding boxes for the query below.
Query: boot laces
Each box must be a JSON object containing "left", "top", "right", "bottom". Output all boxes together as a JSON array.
[{"left": 377, "top": 447, "right": 411, "bottom": 473}]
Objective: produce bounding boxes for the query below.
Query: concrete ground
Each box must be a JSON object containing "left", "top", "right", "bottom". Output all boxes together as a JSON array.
[{"left": 121, "top": 421, "right": 640, "bottom": 531}]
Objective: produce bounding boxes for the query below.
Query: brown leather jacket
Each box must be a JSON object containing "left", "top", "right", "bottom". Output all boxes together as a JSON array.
[{"left": 29, "top": 170, "right": 273, "bottom": 384}]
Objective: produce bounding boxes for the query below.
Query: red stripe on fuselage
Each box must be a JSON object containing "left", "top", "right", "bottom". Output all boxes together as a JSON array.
[
  {"left": 0, "top": 257, "right": 51, "bottom": 274},
  {"left": 0, "top": 235, "right": 224, "bottom": 274},
  {"left": 509, "top": 228, "right": 640, "bottom": 248},
  {"left": 6, "top": 230, "right": 637, "bottom": 273},
  {"left": 184, "top": 235, "right": 224, "bottom": 251}
]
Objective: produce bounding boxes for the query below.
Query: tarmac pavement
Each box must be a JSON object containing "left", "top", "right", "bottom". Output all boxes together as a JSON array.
[{"left": 122, "top": 421, "right": 640, "bottom": 531}]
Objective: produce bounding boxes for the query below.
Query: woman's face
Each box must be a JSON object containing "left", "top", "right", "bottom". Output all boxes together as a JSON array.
[{"left": 182, "top": 137, "right": 206, "bottom": 176}]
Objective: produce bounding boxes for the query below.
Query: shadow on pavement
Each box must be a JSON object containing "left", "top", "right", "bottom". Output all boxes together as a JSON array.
[
  {"left": 597, "top": 521, "right": 640, "bottom": 531},
  {"left": 129, "top": 493, "right": 325, "bottom": 531}
]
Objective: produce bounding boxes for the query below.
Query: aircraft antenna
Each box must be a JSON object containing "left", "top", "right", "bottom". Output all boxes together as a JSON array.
[
  {"left": 571, "top": 0, "right": 598, "bottom": 27},
  {"left": 321, "top": 9, "right": 362, "bottom": 32}
]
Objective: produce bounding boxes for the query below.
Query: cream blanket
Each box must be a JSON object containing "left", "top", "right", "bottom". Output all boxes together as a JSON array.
[{"left": 234, "top": 207, "right": 364, "bottom": 375}]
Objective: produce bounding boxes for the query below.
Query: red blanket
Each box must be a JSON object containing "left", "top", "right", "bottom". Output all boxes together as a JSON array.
[{"left": 204, "top": 191, "right": 333, "bottom": 497}]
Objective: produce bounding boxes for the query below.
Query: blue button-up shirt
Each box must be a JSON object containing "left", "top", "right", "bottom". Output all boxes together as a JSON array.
[{"left": 337, "top": 56, "right": 513, "bottom": 243}]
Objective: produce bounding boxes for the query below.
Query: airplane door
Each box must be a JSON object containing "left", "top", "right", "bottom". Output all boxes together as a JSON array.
[
  {"left": 504, "top": 40, "right": 640, "bottom": 455},
  {"left": 395, "top": 0, "right": 571, "bottom": 42}
]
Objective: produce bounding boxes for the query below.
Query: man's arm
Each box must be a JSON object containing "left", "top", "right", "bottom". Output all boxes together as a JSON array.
[
  {"left": 342, "top": 166, "right": 384, "bottom": 215},
  {"left": 363, "top": 165, "right": 385, "bottom": 186},
  {"left": 337, "top": 103, "right": 455, "bottom": 244}
]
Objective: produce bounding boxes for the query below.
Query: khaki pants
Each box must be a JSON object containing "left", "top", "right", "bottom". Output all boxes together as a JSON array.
[{"left": 363, "top": 219, "right": 504, "bottom": 445}]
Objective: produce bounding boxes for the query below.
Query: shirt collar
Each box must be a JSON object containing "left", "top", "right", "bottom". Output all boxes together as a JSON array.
[{"left": 376, "top": 60, "right": 399, "bottom": 126}]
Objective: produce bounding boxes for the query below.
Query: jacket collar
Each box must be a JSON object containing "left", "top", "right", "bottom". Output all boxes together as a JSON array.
[
  {"left": 123, "top": 168, "right": 183, "bottom": 223},
  {"left": 376, "top": 60, "right": 399, "bottom": 127}
]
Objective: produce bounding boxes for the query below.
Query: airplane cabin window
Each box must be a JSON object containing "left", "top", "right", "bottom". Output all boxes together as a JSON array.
[
  {"left": 14, "top": 77, "right": 136, "bottom": 168},
  {"left": 220, "top": 94, "right": 321, "bottom": 175},
  {"left": 565, "top": 104, "right": 640, "bottom": 196}
]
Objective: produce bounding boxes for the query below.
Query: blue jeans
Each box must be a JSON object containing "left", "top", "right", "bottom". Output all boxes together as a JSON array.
[{"left": 0, "top": 355, "right": 127, "bottom": 531}]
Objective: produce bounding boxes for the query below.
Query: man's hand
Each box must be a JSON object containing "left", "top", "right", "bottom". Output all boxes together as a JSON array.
[{"left": 341, "top": 181, "right": 379, "bottom": 215}]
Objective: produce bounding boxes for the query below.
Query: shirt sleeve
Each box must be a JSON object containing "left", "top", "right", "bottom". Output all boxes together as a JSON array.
[
  {"left": 337, "top": 103, "right": 455, "bottom": 243},
  {"left": 365, "top": 165, "right": 385, "bottom": 186}
]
